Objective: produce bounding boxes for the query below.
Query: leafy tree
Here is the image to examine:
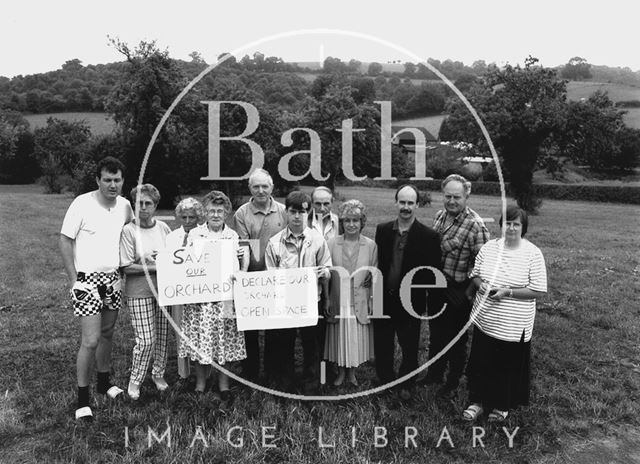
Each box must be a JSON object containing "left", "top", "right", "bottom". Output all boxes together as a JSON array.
[
  {"left": 0, "top": 109, "right": 37, "bottom": 183},
  {"left": 367, "top": 62, "right": 383, "bottom": 76},
  {"left": 441, "top": 57, "right": 567, "bottom": 212},
  {"left": 189, "top": 51, "right": 206, "bottom": 65},
  {"left": 323, "top": 57, "right": 348, "bottom": 74},
  {"left": 561, "top": 56, "right": 592, "bottom": 80},
  {"left": 33, "top": 118, "right": 91, "bottom": 192},
  {"left": 294, "top": 85, "right": 381, "bottom": 190},
  {"left": 615, "top": 126, "right": 640, "bottom": 170},
  {"left": 471, "top": 60, "right": 487, "bottom": 76},
  {"left": 309, "top": 74, "right": 348, "bottom": 100},
  {"left": 106, "top": 38, "right": 199, "bottom": 206},
  {"left": 350, "top": 77, "right": 376, "bottom": 104},
  {"left": 347, "top": 59, "right": 362, "bottom": 73},
  {"left": 403, "top": 62, "right": 416, "bottom": 77},
  {"left": 453, "top": 73, "right": 479, "bottom": 94},
  {"left": 557, "top": 91, "right": 621, "bottom": 168},
  {"left": 415, "top": 63, "right": 434, "bottom": 79},
  {"left": 557, "top": 91, "right": 638, "bottom": 170}
]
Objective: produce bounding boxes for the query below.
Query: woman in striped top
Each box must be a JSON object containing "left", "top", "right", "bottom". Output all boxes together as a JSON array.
[{"left": 462, "top": 205, "right": 547, "bottom": 422}]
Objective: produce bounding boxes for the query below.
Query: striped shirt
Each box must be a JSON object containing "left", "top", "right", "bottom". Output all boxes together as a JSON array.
[
  {"left": 469, "top": 238, "right": 547, "bottom": 342},
  {"left": 433, "top": 207, "right": 489, "bottom": 283}
]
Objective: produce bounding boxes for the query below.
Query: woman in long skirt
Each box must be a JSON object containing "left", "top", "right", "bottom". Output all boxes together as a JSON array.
[
  {"left": 462, "top": 205, "right": 547, "bottom": 422},
  {"left": 324, "top": 200, "right": 377, "bottom": 386}
]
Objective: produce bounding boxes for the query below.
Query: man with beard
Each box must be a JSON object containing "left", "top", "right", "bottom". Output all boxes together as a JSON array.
[{"left": 374, "top": 184, "right": 442, "bottom": 401}]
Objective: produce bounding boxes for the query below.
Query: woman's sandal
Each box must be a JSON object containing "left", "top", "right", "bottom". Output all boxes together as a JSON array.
[
  {"left": 488, "top": 409, "right": 509, "bottom": 422},
  {"left": 462, "top": 404, "right": 483, "bottom": 421}
]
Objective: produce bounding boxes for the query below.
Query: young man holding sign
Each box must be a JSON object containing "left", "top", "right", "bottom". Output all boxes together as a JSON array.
[{"left": 264, "top": 191, "right": 332, "bottom": 394}]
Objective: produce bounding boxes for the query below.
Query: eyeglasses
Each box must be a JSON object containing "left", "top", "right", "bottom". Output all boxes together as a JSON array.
[
  {"left": 287, "top": 210, "right": 306, "bottom": 216},
  {"left": 206, "top": 209, "right": 225, "bottom": 217}
]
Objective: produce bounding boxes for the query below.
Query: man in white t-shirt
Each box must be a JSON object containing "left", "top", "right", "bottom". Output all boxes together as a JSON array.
[{"left": 60, "top": 156, "right": 133, "bottom": 421}]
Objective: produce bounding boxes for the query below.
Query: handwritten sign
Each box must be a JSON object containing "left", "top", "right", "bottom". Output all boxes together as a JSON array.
[
  {"left": 234, "top": 268, "right": 318, "bottom": 331},
  {"left": 157, "top": 240, "right": 236, "bottom": 306}
]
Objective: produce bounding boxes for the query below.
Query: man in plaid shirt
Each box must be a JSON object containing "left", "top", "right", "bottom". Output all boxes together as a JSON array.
[{"left": 425, "top": 174, "right": 489, "bottom": 399}]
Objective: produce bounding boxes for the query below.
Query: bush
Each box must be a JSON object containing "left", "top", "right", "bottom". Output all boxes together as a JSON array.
[
  {"left": 383, "top": 179, "right": 640, "bottom": 204},
  {"left": 616, "top": 100, "right": 640, "bottom": 108}
]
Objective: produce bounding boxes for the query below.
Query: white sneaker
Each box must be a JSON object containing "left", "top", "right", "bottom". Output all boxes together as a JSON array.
[
  {"left": 152, "top": 376, "right": 169, "bottom": 392},
  {"left": 75, "top": 406, "right": 93, "bottom": 420},
  {"left": 105, "top": 385, "right": 124, "bottom": 399},
  {"left": 128, "top": 382, "right": 140, "bottom": 400}
]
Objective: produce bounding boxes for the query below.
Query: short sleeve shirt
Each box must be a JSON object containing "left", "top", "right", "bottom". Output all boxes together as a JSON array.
[
  {"left": 61, "top": 191, "right": 131, "bottom": 273},
  {"left": 120, "top": 220, "right": 172, "bottom": 298},
  {"left": 232, "top": 198, "right": 287, "bottom": 271},
  {"left": 469, "top": 238, "right": 547, "bottom": 342}
]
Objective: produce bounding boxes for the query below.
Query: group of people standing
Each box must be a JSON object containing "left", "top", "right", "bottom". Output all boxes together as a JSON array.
[{"left": 61, "top": 156, "right": 546, "bottom": 425}]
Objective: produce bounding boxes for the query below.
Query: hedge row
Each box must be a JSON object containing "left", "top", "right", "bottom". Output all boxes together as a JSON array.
[
  {"left": 433, "top": 180, "right": 640, "bottom": 204},
  {"left": 345, "top": 179, "right": 640, "bottom": 204}
]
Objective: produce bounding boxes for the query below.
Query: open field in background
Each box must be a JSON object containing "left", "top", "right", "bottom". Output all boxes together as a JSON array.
[
  {"left": 0, "top": 184, "right": 639, "bottom": 463},
  {"left": 393, "top": 114, "right": 447, "bottom": 138},
  {"left": 565, "top": 81, "right": 640, "bottom": 102},
  {"left": 23, "top": 112, "right": 115, "bottom": 135},
  {"left": 17, "top": 81, "right": 640, "bottom": 141}
]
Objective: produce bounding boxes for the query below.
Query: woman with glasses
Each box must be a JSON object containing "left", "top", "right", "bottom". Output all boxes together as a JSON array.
[
  {"left": 462, "top": 205, "right": 547, "bottom": 422},
  {"left": 179, "top": 191, "right": 248, "bottom": 400}
]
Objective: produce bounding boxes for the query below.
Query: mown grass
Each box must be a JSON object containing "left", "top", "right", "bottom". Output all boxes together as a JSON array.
[
  {"left": 565, "top": 81, "right": 640, "bottom": 103},
  {"left": 0, "top": 185, "right": 639, "bottom": 463}
]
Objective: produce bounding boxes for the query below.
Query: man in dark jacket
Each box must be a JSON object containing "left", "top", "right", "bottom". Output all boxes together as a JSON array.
[{"left": 374, "top": 184, "right": 443, "bottom": 400}]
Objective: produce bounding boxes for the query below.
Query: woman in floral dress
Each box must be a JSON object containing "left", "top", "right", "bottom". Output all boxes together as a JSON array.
[{"left": 179, "top": 191, "right": 248, "bottom": 399}]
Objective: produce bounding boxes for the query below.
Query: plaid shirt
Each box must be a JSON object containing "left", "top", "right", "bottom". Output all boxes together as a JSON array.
[{"left": 433, "top": 207, "right": 489, "bottom": 283}]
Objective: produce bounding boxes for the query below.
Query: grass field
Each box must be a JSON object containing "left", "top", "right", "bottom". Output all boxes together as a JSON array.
[
  {"left": 566, "top": 81, "right": 640, "bottom": 103},
  {"left": 23, "top": 112, "right": 115, "bottom": 135},
  {"left": 1, "top": 184, "right": 639, "bottom": 463}
]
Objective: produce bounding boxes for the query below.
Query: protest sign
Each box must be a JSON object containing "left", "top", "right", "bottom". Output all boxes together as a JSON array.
[
  {"left": 156, "top": 239, "right": 236, "bottom": 306},
  {"left": 234, "top": 267, "right": 318, "bottom": 331}
]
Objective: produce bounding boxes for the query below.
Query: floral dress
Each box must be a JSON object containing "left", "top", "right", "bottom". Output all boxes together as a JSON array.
[{"left": 178, "top": 225, "right": 246, "bottom": 365}]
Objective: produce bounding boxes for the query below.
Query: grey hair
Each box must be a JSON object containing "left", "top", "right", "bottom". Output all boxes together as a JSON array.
[
  {"left": 174, "top": 197, "right": 204, "bottom": 220},
  {"left": 248, "top": 168, "right": 273, "bottom": 187},
  {"left": 130, "top": 184, "right": 160, "bottom": 205},
  {"left": 312, "top": 186, "right": 333, "bottom": 201},
  {"left": 202, "top": 190, "right": 232, "bottom": 215},
  {"left": 442, "top": 174, "right": 471, "bottom": 197}
]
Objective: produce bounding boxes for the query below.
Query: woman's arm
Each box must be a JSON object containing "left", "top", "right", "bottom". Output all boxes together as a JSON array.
[
  {"left": 122, "top": 260, "right": 157, "bottom": 275},
  {"left": 488, "top": 286, "right": 546, "bottom": 301}
]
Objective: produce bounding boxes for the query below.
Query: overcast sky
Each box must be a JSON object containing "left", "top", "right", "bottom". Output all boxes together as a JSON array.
[{"left": 2, "top": 0, "right": 637, "bottom": 78}]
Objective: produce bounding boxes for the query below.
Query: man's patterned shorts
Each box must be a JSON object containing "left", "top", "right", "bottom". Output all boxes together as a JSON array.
[{"left": 71, "top": 271, "right": 123, "bottom": 317}]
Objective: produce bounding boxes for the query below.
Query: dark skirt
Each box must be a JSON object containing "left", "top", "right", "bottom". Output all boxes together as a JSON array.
[{"left": 466, "top": 326, "right": 531, "bottom": 411}]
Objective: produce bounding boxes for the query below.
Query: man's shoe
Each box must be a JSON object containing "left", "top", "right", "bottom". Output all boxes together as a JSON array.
[
  {"left": 75, "top": 406, "right": 94, "bottom": 421},
  {"left": 104, "top": 385, "right": 124, "bottom": 399}
]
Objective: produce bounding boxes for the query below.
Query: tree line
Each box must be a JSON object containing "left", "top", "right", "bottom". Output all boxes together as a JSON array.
[
  {"left": 4, "top": 50, "right": 639, "bottom": 116},
  {"left": 1, "top": 43, "right": 639, "bottom": 213}
]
